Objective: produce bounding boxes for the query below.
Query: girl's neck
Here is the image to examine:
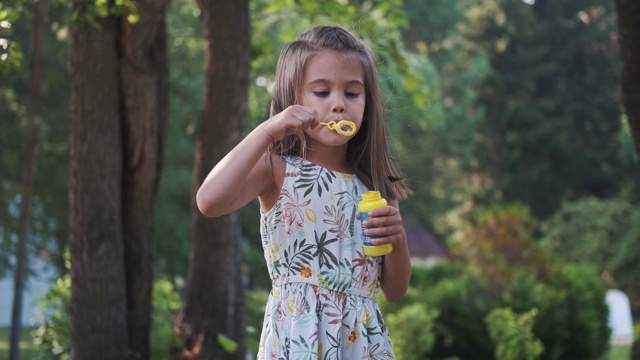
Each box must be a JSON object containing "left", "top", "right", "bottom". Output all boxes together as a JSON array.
[{"left": 304, "top": 146, "right": 352, "bottom": 174}]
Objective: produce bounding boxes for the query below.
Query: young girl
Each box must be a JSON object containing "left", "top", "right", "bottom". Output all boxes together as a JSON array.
[{"left": 197, "top": 25, "right": 412, "bottom": 359}]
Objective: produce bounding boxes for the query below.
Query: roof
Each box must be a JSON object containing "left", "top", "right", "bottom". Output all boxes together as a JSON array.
[{"left": 405, "top": 227, "right": 448, "bottom": 258}]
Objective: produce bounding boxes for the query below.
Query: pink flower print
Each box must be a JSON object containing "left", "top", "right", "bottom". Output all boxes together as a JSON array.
[
  {"left": 270, "top": 351, "right": 277, "bottom": 359},
  {"left": 362, "top": 273, "right": 370, "bottom": 285},
  {"left": 296, "top": 220, "right": 304, "bottom": 229},
  {"left": 281, "top": 209, "right": 290, "bottom": 223},
  {"left": 286, "top": 228, "right": 292, "bottom": 237},
  {"left": 277, "top": 303, "right": 285, "bottom": 322}
]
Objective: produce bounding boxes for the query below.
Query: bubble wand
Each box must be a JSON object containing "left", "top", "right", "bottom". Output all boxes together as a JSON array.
[{"left": 319, "top": 120, "right": 357, "bottom": 136}]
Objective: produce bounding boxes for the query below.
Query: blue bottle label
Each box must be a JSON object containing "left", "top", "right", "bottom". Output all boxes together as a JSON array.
[{"left": 360, "top": 212, "right": 380, "bottom": 246}]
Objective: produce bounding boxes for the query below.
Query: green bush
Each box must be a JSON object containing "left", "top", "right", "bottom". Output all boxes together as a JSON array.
[
  {"left": 31, "top": 276, "right": 183, "bottom": 359},
  {"left": 410, "top": 261, "right": 610, "bottom": 360},
  {"left": 244, "top": 288, "right": 270, "bottom": 352},
  {"left": 385, "top": 303, "right": 439, "bottom": 360},
  {"left": 540, "top": 265, "right": 610, "bottom": 360},
  {"left": 485, "top": 307, "right": 543, "bottom": 360},
  {"left": 419, "top": 263, "right": 495, "bottom": 359},
  {"left": 149, "top": 279, "right": 182, "bottom": 359},
  {"left": 32, "top": 275, "right": 71, "bottom": 359},
  {"left": 540, "top": 189, "right": 640, "bottom": 307}
]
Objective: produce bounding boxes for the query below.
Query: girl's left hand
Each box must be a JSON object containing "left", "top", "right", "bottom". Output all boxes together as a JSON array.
[{"left": 356, "top": 204, "right": 406, "bottom": 248}]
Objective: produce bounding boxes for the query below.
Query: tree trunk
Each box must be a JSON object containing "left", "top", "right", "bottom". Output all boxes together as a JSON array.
[
  {"left": 174, "top": 0, "right": 250, "bottom": 358},
  {"left": 69, "top": 2, "right": 169, "bottom": 358},
  {"left": 614, "top": 0, "right": 640, "bottom": 156},
  {"left": 9, "top": 0, "right": 49, "bottom": 360},
  {"left": 69, "top": 9, "right": 129, "bottom": 359},
  {"left": 120, "top": 0, "right": 170, "bottom": 358},
  {"left": 9, "top": 0, "right": 48, "bottom": 358},
  {"left": 613, "top": 2, "right": 640, "bottom": 358}
]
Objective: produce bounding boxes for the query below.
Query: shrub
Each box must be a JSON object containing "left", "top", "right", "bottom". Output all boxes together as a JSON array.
[
  {"left": 32, "top": 276, "right": 183, "bottom": 359},
  {"left": 385, "top": 303, "right": 439, "bottom": 360},
  {"left": 414, "top": 262, "right": 609, "bottom": 360},
  {"left": 485, "top": 307, "right": 543, "bottom": 360}
]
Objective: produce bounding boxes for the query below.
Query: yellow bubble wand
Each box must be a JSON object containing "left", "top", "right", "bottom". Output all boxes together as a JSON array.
[{"left": 319, "top": 120, "right": 357, "bottom": 136}]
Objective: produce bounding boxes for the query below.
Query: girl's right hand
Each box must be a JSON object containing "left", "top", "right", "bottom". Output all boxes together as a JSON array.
[{"left": 264, "top": 105, "right": 318, "bottom": 141}]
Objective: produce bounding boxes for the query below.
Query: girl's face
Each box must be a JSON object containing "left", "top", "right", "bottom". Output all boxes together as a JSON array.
[{"left": 300, "top": 50, "right": 366, "bottom": 146}]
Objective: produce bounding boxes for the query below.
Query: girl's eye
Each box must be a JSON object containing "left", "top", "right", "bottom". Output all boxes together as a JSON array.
[
  {"left": 313, "top": 91, "right": 329, "bottom": 97},
  {"left": 345, "top": 92, "right": 360, "bottom": 98}
]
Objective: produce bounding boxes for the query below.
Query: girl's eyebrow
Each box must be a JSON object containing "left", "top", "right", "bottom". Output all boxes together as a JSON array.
[{"left": 306, "top": 79, "right": 364, "bottom": 87}]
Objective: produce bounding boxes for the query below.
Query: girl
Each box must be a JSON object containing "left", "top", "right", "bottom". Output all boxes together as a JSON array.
[{"left": 197, "top": 25, "right": 412, "bottom": 359}]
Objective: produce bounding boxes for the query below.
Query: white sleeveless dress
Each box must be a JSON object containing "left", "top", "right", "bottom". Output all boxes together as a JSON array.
[{"left": 258, "top": 156, "right": 396, "bottom": 359}]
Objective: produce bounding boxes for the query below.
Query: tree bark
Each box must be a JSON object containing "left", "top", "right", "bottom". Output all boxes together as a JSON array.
[
  {"left": 120, "top": 0, "right": 170, "bottom": 358},
  {"left": 614, "top": 0, "right": 640, "bottom": 156},
  {"left": 613, "top": 3, "right": 640, "bottom": 358},
  {"left": 69, "top": 1, "right": 169, "bottom": 358},
  {"left": 69, "top": 9, "right": 129, "bottom": 359},
  {"left": 9, "top": 0, "right": 48, "bottom": 358},
  {"left": 174, "top": 0, "right": 250, "bottom": 358}
]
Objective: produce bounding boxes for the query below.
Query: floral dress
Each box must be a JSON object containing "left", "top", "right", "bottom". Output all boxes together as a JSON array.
[{"left": 258, "top": 156, "right": 396, "bottom": 360}]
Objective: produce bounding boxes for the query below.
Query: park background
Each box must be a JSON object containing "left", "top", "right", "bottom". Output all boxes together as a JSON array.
[{"left": 1, "top": 0, "right": 640, "bottom": 359}]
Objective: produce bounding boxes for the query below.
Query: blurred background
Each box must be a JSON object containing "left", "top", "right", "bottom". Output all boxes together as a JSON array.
[{"left": 1, "top": 0, "right": 639, "bottom": 359}]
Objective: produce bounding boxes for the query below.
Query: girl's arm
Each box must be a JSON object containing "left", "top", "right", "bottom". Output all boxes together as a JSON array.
[
  {"left": 360, "top": 199, "right": 411, "bottom": 302},
  {"left": 197, "top": 105, "right": 319, "bottom": 217}
]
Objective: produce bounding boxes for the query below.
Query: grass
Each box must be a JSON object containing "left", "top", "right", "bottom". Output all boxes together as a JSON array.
[
  {"left": 0, "top": 326, "right": 634, "bottom": 360},
  {"left": 0, "top": 327, "right": 39, "bottom": 360},
  {"left": 607, "top": 344, "right": 632, "bottom": 360}
]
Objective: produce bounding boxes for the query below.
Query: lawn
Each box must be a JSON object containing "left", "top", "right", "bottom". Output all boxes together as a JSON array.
[
  {"left": 0, "top": 326, "right": 634, "bottom": 359},
  {"left": 0, "top": 327, "right": 38, "bottom": 360},
  {"left": 607, "top": 344, "right": 632, "bottom": 360}
]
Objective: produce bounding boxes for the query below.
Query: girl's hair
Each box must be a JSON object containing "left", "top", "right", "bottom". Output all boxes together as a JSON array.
[{"left": 269, "top": 25, "right": 411, "bottom": 200}]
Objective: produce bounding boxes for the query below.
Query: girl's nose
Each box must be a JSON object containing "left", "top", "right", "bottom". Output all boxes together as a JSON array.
[{"left": 332, "top": 99, "right": 346, "bottom": 113}]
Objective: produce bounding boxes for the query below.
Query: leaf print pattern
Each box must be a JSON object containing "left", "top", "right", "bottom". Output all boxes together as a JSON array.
[
  {"left": 295, "top": 162, "right": 337, "bottom": 197},
  {"left": 322, "top": 205, "right": 350, "bottom": 241},
  {"left": 259, "top": 157, "right": 396, "bottom": 359},
  {"left": 314, "top": 230, "right": 339, "bottom": 269},
  {"left": 283, "top": 238, "right": 314, "bottom": 276},
  {"left": 336, "top": 188, "right": 360, "bottom": 237},
  {"left": 280, "top": 188, "right": 311, "bottom": 227}
]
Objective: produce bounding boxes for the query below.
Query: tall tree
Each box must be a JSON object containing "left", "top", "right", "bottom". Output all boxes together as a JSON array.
[
  {"left": 9, "top": 1, "right": 48, "bottom": 359},
  {"left": 174, "top": 0, "right": 250, "bottom": 358},
  {"left": 614, "top": 0, "right": 640, "bottom": 157},
  {"left": 613, "top": 2, "right": 640, "bottom": 359},
  {"left": 459, "top": 0, "right": 627, "bottom": 219},
  {"left": 68, "top": 0, "right": 169, "bottom": 358}
]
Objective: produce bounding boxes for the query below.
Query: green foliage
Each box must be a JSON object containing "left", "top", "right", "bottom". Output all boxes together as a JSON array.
[
  {"left": 149, "top": 279, "right": 182, "bottom": 359},
  {"left": 244, "top": 288, "right": 270, "bottom": 352},
  {"left": 396, "top": 0, "right": 490, "bottom": 234},
  {"left": 72, "top": 0, "right": 139, "bottom": 26},
  {"left": 413, "top": 204, "right": 610, "bottom": 360},
  {"left": 541, "top": 186, "right": 640, "bottom": 299},
  {"left": 217, "top": 333, "right": 239, "bottom": 353},
  {"left": 412, "top": 261, "right": 610, "bottom": 360},
  {"left": 31, "top": 276, "right": 183, "bottom": 359},
  {"left": 383, "top": 301, "right": 439, "bottom": 360},
  {"left": 32, "top": 275, "right": 71, "bottom": 359},
  {"left": 485, "top": 307, "right": 543, "bottom": 360},
  {"left": 154, "top": 0, "right": 204, "bottom": 279},
  {"left": 0, "top": 0, "right": 71, "bottom": 278},
  {"left": 0, "top": 2, "right": 25, "bottom": 74},
  {"left": 544, "top": 265, "right": 610, "bottom": 359},
  {"left": 464, "top": 0, "right": 633, "bottom": 218}
]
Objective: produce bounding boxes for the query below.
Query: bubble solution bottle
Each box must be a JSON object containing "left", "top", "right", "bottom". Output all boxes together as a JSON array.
[{"left": 358, "top": 191, "right": 393, "bottom": 256}]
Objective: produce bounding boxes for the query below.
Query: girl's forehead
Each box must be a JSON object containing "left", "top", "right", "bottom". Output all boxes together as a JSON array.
[{"left": 303, "top": 50, "right": 365, "bottom": 84}]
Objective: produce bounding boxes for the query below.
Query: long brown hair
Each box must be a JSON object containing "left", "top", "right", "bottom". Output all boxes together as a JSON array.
[{"left": 269, "top": 25, "right": 411, "bottom": 200}]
